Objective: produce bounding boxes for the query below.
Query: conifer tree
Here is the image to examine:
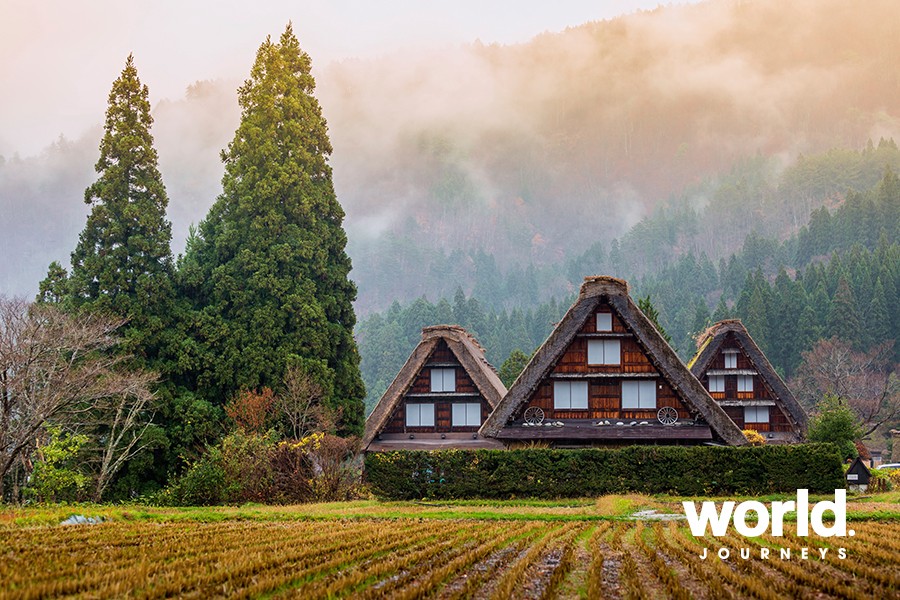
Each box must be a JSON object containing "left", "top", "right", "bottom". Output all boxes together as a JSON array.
[
  {"left": 827, "top": 278, "right": 861, "bottom": 347},
  {"left": 499, "top": 350, "right": 530, "bottom": 388},
  {"left": 37, "top": 261, "right": 70, "bottom": 304},
  {"left": 68, "top": 54, "right": 175, "bottom": 358},
  {"left": 637, "top": 295, "right": 672, "bottom": 345},
  {"left": 180, "top": 25, "right": 365, "bottom": 434},
  {"left": 866, "top": 278, "right": 890, "bottom": 346}
]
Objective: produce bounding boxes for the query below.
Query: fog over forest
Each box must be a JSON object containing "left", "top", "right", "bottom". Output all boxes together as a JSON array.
[{"left": 2, "top": 0, "right": 898, "bottom": 311}]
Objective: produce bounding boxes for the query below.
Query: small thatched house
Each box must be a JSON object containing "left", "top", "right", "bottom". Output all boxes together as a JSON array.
[
  {"left": 688, "top": 319, "right": 807, "bottom": 443},
  {"left": 363, "top": 325, "right": 506, "bottom": 451},
  {"left": 480, "top": 277, "right": 747, "bottom": 446}
]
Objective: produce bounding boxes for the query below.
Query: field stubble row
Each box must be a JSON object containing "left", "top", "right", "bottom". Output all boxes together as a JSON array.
[{"left": 1, "top": 518, "right": 898, "bottom": 599}]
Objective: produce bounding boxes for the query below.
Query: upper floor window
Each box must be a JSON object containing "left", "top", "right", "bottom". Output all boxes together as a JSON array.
[
  {"left": 587, "top": 339, "right": 621, "bottom": 365},
  {"left": 724, "top": 349, "right": 738, "bottom": 369},
  {"left": 708, "top": 375, "right": 725, "bottom": 393},
  {"left": 737, "top": 375, "right": 754, "bottom": 393},
  {"left": 452, "top": 403, "right": 481, "bottom": 427},
  {"left": 596, "top": 312, "right": 613, "bottom": 332},
  {"left": 622, "top": 380, "right": 657, "bottom": 410},
  {"left": 554, "top": 380, "right": 589, "bottom": 410},
  {"left": 744, "top": 406, "right": 769, "bottom": 423},
  {"left": 430, "top": 368, "right": 456, "bottom": 392},
  {"left": 406, "top": 403, "right": 435, "bottom": 427}
]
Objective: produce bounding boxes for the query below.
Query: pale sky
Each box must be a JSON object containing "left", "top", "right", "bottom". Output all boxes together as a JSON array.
[{"left": 0, "top": 1, "right": 689, "bottom": 157}]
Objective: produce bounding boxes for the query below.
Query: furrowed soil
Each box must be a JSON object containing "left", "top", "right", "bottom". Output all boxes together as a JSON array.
[{"left": 1, "top": 495, "right": 898, "bottom": 599}]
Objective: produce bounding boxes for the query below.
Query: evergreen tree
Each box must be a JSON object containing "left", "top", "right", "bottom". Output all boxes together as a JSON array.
[
  {"left": 37, "top": 261, "right": 70, "bottom": 304},
  {"left": 67, "top": 54, "right": 175, "bottom": 358},
  {"left": 827, "top": 278, "right": 862, "bottom": 347},
  {"left": 711, "top": 297, "right": 731, "bottom": 322},
  {"left": 39, "top": 55, "right": 188, "bottom": 497},
  {"left": 498, "top": 350, "right": 529, "bottom": 388},
  {"left": 688, "top": 300, "right": 711, "bottom": 347},
  {"left": 866, "top": 278, "right": 891, "bottom": 346},
  {"left": 637, "top": 295, "right": 672, "bottom": 345},
  {"left": 179, "top": 25, "right": 365, "bottom": 434}
]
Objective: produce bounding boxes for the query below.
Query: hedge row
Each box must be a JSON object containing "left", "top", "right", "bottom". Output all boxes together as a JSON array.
[{"left": 364, "top": 444, "right": 845, "bottom": 499}]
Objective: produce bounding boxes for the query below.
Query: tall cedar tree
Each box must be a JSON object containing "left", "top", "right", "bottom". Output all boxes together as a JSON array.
[
  {"left": 179, "top": 25, "right": 365, "bottom": 434},
  {"left": 42, "top": 55, "right": 183, "bottom": 498},
  {"left": 67, "top": 54, "right": 175, "bottom": 360}
]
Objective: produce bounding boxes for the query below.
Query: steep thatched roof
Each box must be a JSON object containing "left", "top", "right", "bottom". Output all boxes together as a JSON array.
[
  {"left": 479, "top": 276, "right": 748, "bottom": 446},
  {"left": 688, "top": 319, "right": 809, "bottom": 432},
  {"left": 362, "top": 325, "right": 507, "bottom": 448}
]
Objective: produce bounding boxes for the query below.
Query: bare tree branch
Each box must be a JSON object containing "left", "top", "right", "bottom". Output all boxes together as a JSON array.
[
  {"left": 791, "top": 337, "right": 899, "bottom": 438},
  {"left": 0, "top": 297, "right": 155, "bottom": 500}
]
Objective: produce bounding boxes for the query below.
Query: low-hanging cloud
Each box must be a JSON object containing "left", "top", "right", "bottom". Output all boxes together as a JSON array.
[{"left": 1, "top": 0, "right": 898, "bottom": 310}]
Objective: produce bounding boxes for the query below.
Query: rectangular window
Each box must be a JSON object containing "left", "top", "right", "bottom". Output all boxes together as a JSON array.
[
  {"left": 452, "top": 403, "right": 481, "bottom": 427},
  {"left": 744, "top": 406, "right": 769, "bottom": 423},
  {"left": 622, "top": 380, "right": 657, "bottom": 409},
  {"left": 430, "top": 368, "right": 456, "bottom": 392},
  {"left": 553, "top": 381, "right": 589, "bottom": 410},
  {"left": 724, "top": 350, "right": 738, "bottom": 369},
  {"left": 596, "top": 312, "right": 613, "bottom": 332},
  {"left": 737, "top": 375, "right": 754, "bottom": 393},
  {"left": 587, "top": 339, "right": 621, "bottom": 365},
  {"left": 406, "top": 403, "right": 435, "bottom": 427},
  {"left": 708, "top": 375, "right": 725, "bottom": 393}
]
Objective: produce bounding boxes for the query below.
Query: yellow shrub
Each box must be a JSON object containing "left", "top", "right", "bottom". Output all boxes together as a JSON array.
[{"left": 743, "top": 429, "right": 766, "bottom": 446}]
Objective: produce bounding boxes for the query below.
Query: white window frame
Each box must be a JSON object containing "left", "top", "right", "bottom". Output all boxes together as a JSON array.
[
  {"left": 452, "top": 403, "right": 481, "bottom": 427},
  {"left": 430, "top": 368, "right": 456, "bottom": 392},
  {"left": 587, "top": 339, "right": 621, "bottom": 365},
  {"left": 406, "top": 403, "right": 435, "bottom": 427},
  {"left": 553, "top": 381, "right": 589, "bottom": 410},
  {"left": 596, "top": 312, "right": 613, "bottom": 332},
  {"left": 737, "top": 375, "right": 754, "bottom": 393},
  {"left": 744, "top": 406, "right": 769, "bottom": 423},
  {"left": 724, "top": 350, "right": 738, "bottom": 369},
  {"left": 708, "top": 375, "right": 725, "bottom": 393},
  {"left": 622, "top": 380, "right": 657, "bottom": 410}
]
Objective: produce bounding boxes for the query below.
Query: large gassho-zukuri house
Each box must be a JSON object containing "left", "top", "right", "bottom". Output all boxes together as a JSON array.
[
  {"left": 688, "top": 319, "right": 808, "bottom": 443},
  {"left": 479, "top": 277, "right": 748, "bottom": 446},
  {"left": 363, "top": 325, "right": 507, "bottom": 451}
]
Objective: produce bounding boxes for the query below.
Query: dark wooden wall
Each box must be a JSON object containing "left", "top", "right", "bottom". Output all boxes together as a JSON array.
[
  {"left": 382, "top": 340, "right": 492, "bottom": 435},
  {"left": 520, "top": 303, "right": 692, "bottom": 421},
  {"left": 701, "top": 332, "right": 796, "bottom": 433},
  {"left": 723, "top": 405, "right": 794, "bottom": 432}
]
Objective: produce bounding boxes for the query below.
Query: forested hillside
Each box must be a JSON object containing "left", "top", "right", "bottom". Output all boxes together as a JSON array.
[{"left": 358, "top": 164, "right": 900, "bottom": 413}]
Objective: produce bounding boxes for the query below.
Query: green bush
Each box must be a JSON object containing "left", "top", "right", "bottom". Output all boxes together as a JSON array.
[
  {"left": 162, "top": 447, "right": 227, "bottom": 506},
  {"left": 24, "top": 427, "right": 91, "bottom": 503},
  {"left": 159, "top": 432, "right": 363, "bottom": 505},
  {"left": 868, "top": 468, "right": 894, "bottom": 493},
  {"left": 807, "top": 394, "right": 863, "bottom": 460},
  {"left": 364, "top": 444, "right": 845, "bottom": 500}
]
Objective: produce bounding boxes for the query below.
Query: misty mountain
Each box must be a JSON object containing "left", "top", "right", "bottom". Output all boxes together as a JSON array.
[{"left": 2, "top": 0, "right": 899, "bottom": 311}]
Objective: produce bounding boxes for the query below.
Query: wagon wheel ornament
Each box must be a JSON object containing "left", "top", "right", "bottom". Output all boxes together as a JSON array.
[
  {"left": 657, "top": 406, "right": 678, "bottom": 425},
  {"left": 523, "top": 407, "right": 545, "bottom": 425}
]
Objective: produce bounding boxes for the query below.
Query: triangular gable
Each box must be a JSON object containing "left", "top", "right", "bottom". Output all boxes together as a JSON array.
[
  {"left": 689, "top": 320, "right": 808, "bottom": 432},
  {"left": 480, "top": 276, "right": 748, "bottom": 446},
  {"left": 362, "top": 325, "right": 507, "bottom": 448}
]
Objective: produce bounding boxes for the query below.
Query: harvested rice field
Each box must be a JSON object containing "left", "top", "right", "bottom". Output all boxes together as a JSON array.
[{"left": 1, "top": 496, "right": 898, "bottom": 599}]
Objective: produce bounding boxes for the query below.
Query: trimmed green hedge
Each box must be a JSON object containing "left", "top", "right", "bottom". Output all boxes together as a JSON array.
[{"left": 364, "top": 444, "right": 844, "bottom": 499}]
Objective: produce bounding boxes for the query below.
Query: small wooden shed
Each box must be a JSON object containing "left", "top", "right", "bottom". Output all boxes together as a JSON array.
[{"left": 846, "top": 457, "right": 871, "bottom": 491}]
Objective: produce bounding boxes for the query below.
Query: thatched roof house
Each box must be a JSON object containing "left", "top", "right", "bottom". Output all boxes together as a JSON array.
[
  {"left": 688, "top": 319, "right": 807, "bottom": 443},
  {"left": 480, "top": 276, "right": 748, "bottom": 446},
  {"left": 363, "top": 325, "right": 506, "bottom": 451}
]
